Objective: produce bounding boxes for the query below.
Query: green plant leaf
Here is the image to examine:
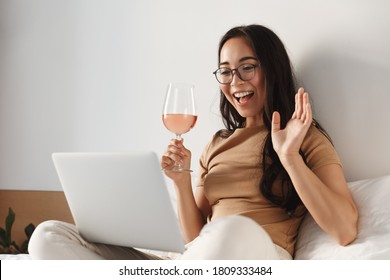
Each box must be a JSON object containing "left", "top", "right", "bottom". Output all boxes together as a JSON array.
[
  {"left": 5, "top": 208, "right": 15, "bottom": 245},
  {"left": 24, "top": 223, "right": 35, "bottom": 239},
  {"left": 0, "top": 227, "right": 6, "bottom": 246},
  {"left": 0, "top": 207, "right": 36, "bottom": 254},
  {"left": 11, "top": 241, "right": 20, "bottom": 253},
  {"left": 20, "top": 240, "right": 29, "bottom": 253}
]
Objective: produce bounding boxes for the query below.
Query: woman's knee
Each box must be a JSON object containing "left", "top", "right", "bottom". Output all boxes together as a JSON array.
[
  {"left": 31, "top": 220, "right": 72, "bottom": 239},
  {"left": 28, "top": 220, "right": 75, "bottom": 253}
]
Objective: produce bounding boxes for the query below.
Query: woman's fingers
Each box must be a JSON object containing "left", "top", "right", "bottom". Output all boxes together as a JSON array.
[
  {"left": 304, "top": 95, "right": 312, "bottom": 125},
  {"left": 300, "top": 91, "right": 308, "bottom": 122},
  {"left": 293, "top": 88, "right": 312, "bottom": 122},
  {"left": 271, "top": 111, "right": 281, "bottom": 133},
  {"left": 295, "top": 88, "right": 305, "bottom": 119},
  {"left": 161, "top": 155, "right": 174, "bottom": 169},
  {"left": 294, "top": 90, "right": 300, "bottom": 119},
  {"left": 165, "top": 148, "right": 183, "bottom": 165},
  {"left": 299, "top": 90, "right": 312, "bottom": 124},
  {"left": 162, "top": 138, "right": 188, "bottom": 167}
]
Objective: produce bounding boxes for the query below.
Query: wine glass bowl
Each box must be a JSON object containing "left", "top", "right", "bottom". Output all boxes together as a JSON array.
[
  {"left": 162, "top": 83, "right": 197, "bottom": 172},
  {"left": 162, "top": 114, "right": 197, "bottom": 136}
]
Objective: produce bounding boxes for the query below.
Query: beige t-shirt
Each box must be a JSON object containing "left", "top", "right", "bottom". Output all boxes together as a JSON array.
[{"left": 197, "top": 124, "right": 341, "bottom": 256}]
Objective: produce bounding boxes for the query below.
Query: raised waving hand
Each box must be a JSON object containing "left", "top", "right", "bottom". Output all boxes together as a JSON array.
[{"left": 271, "top": 88, "right": 312, "bottom": 160}]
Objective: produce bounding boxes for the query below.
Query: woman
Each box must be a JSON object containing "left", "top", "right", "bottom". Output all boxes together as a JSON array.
[
  {"left": 160, "top": 24, "right": 358, "bottom": 259},
  {"left": 28, "top": 24, "right": 358, "bottom": 260}
]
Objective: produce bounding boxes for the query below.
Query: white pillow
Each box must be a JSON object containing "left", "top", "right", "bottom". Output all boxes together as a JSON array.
[{"left": 294, "top": 174, "right": 390, "bottom": 259}]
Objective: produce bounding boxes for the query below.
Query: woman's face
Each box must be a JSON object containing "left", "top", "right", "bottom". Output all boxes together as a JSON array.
[{"left": 219, "top": 36, "right": 266, "bottom": 127}]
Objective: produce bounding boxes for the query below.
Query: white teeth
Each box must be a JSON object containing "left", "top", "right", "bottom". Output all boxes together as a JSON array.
[{"left": 233, "top": 91, "right": 253, "bottom": 98}]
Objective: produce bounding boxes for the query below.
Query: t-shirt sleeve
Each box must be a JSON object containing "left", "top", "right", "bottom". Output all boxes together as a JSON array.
[
  {"left": 196, "top": 140, "right": 211, "bottom": 188},
  {"left": 301, "top": 126, "right": 342, "bottom": 171},
  {"left": 196, "top": 134, "right": 218, "bottom": 188}
]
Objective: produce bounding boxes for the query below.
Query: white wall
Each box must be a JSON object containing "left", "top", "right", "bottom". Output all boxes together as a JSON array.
[{"left": 1, "top": 0, "right": 389, "bottom": 190}]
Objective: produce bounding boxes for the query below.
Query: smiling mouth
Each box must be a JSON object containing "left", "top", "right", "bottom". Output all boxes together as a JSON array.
[{"left": 233, "top": 91, "right": 254, "bottom": 104}]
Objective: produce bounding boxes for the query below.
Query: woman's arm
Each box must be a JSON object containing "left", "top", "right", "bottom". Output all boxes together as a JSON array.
[
  {"left": 271, "top": 88, "right": 358, "bottom": 245},
  {"left": 161, "top": 139, "right": 209, "bottom": 243},
  {"left": 281, "top": 155, "right": 358, "bottom": 245}
]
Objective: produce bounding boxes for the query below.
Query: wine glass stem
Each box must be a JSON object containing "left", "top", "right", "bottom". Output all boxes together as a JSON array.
[{"left": 175, "top": 134, "right": 183, "bottom": 170}]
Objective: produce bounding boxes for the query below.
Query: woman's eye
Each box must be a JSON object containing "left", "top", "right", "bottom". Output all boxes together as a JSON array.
[
  {"left": 220, "top": 69, "right": 231, "bottom": 76},
  {"left": 242, "top": 65, "right": 255, "bottom": 72}
]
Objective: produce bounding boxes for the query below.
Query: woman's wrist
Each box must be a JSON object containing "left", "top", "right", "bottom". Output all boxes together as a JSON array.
[
  {"left": 173, "top": 173, "right": 193, "bottom": 190},
  {"left": 278, "top": 152, "right": 304, "bottom": 171}
]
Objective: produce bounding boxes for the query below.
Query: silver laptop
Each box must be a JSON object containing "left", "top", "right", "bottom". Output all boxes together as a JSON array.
[{"left": 52, "top": 151, "right": 185, "bottom": 253}]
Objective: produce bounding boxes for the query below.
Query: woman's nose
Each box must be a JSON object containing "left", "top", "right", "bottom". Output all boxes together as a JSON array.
[{"left": 230, "top": 70, "right": 244, "bottom": 85}]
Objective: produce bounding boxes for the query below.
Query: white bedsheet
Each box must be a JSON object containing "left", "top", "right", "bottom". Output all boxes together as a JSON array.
[{"left": 0, "top": 254, "right": 31, "bottom": 260}]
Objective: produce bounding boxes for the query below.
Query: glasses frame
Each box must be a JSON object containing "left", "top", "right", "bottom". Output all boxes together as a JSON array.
[{"left": 212, "top": 63, "right": 261, "bottom": 85}]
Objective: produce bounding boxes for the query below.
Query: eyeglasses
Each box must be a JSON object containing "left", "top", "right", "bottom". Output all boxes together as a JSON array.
[{"left": 212, "top": 63, "right": 261, "bottom": 84}]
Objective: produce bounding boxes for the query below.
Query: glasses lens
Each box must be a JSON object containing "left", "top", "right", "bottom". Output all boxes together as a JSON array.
[
  {"left": 216, "top": 68, "right": 231, "bottom": 84},
  {"left": 237, "top": 64, "right": 255, "bottom": 81}
]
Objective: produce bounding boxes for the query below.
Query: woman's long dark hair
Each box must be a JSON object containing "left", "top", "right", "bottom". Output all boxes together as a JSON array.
[{"left": 216, "top": 25, "right": 330, "bottom": 215}]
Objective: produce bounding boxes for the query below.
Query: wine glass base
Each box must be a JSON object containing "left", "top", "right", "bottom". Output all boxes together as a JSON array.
[
  {"left": 171, "top": 169, "right": 193, "bottom": 173},
  {"left": 162, "top": 168, "right": 193, "bottom": 173}
]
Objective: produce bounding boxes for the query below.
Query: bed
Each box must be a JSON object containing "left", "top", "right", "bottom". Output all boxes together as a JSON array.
[{"left": 1, "top": 174, "right": 390, "bottom": 260}]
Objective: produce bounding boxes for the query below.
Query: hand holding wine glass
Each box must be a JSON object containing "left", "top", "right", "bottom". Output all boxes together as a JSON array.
[{"left": 162, "top": 83, "right": 197, "bottom": 172}]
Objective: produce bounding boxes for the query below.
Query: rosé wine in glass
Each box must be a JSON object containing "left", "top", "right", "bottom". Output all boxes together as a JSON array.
[
  {"left": 162, "top": 114, "right": 197, "bottom": 135},
  {"left": 162, "top": 83, "right": 197, "bottom": 172}
]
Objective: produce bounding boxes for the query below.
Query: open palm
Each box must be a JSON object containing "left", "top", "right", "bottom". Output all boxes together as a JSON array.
[{"left": 271, "top": 88, "right": 312, "bottom": 158}]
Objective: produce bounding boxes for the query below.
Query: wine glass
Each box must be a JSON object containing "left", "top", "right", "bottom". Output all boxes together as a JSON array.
[{"left": 162, "top": 82, "right": 197, "bottom": 172}]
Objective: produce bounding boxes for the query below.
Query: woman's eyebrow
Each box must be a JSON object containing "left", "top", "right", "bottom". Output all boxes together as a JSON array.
[
  {"left": 219, "top": 56, "right": 258, "bottom": 66},
  {"left": 239, "top": 56, "right": 258, "bottom": 62}
]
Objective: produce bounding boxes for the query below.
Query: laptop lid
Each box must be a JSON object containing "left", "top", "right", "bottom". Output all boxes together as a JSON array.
[{"left": 52, "top": 151, "right": 185, "bottom": 253}]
